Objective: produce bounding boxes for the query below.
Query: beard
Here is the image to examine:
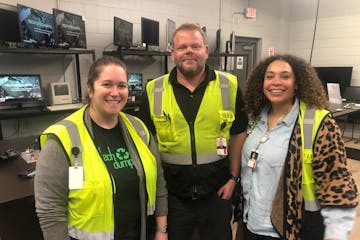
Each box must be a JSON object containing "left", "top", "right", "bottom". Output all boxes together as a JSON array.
[{"left": 177, "top": 62, "right": 204, "bottom": 78}]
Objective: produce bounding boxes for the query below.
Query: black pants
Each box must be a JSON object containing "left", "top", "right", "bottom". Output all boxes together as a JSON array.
[
  {"left": 245, "top": 228, "right": 281, "bottom": 240},
  {"left": 167, "top": 193, "right": 232, "bottom": 240}
]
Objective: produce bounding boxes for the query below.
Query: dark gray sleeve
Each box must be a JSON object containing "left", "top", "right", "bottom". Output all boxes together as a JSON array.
[
  {"left": 34, "top": 135, "right": 70, "bottom": 240},
  {"left": 148, "top": 133, "right": 168, "bottom": 217}
]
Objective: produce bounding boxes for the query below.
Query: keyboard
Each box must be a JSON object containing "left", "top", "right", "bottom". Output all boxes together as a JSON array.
[
  {"left": 344, "top": 103, "right": 360, "bottom": 109},
  {"left": 46, "top": 103, "right": 84, "bottom": 112}
]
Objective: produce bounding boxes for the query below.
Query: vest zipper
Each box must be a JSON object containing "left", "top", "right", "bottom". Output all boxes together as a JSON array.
[{"left": 189, "top": 121, "right": 198, "bottom": 199}]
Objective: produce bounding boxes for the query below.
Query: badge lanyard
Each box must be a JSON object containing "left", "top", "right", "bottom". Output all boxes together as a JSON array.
[
  {"left": 247, "top": 133, "right": 269, "bottom": 169},
  {"left": 69, "top": 146, "right": 83, "bottom": 189}
]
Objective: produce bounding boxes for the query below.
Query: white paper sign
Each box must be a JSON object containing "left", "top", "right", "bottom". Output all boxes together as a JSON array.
[
  {"left": 327, "top": 83, "right": 342, "bottom": 104},
  {"left": 236, "top": 56, "right": 244, "bottom": 69}
]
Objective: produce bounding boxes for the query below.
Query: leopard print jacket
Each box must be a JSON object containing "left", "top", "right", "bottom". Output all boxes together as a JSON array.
[{"left": 270, "top": 114, "right": 358, "bottom": 240}]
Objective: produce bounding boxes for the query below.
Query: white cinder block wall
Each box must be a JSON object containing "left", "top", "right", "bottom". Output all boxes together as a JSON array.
[
  {"left": 1, "top": 0, "right": 360, "bottom": 139},
  {"left": 289, "top": 0, "right": 360, "bottom": 86},
  {"left": 2, "top": 0, "right": 360, "bottom": 86}
]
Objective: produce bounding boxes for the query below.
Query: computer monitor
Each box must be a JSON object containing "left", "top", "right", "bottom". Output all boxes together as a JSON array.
[
  {"left": 141, "top": 17, "right": 159, "bottom": 49},
  {"left": 343, "top": 86, "right": 360, "bottom": 102},
  {"left": 0, "top": 3, "right": 21, "bottom": 44},
  {"left": 0, "top": 74, "right": 44, "bottom": 106},
  {"left": 128, "top": 73, "right": 143, "bottom": 92},
  {"left": 314, "top": 66, "right": 353, "bottom": 96},
  {"left": 48, "top": 82, "right": 72, "bottom": 105},
  {"left": 17, "top": 4, "right": 55, "bottom": 47},
  {"left": 53, "top": 8, "right": 87, "bottom": 49},
  {"left": 166, "top": 18, "right": 176, "bottom": 51},
  {"left": 113, "top": 17, "right": 133, "bottom": 50}
]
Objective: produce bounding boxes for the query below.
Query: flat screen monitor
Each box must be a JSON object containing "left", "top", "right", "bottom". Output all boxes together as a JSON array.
[
  {"left": 17, "top": 4, "right": 55, "bottom": 47},
  {"left": 0, "top": 3, "right": 21, "bottom": 44},
  {"left": 314, "top": 66, "right": 353, "bottom": 96},
  {"left": 141, "top": 17, "right": 159, "bottom": 48},
  {"left": 113, "top": 17, "right": 133, "bottom": 50},
  {"left": 0, "top": 74, "right": 43, "bottom": 105},
  {"left": 128, "top": 73, "right": 143, "bottom": 91},
  {"left": 53, "top": 8, "right": 87, "bottom": 49},
  {"left": 166, "top": 18, "right": 176, "bottom": 51},
  {"left": 48, "top": 82, "right": 72, "bottom": 105}
]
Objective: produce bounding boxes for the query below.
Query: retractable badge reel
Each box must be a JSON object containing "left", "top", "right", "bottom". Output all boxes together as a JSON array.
[
  {"left": 217, "top": 122, "right": 228, "bottom": 156},
  {"left": 68, "top": 147, "right": 83, "bottom": 190}
]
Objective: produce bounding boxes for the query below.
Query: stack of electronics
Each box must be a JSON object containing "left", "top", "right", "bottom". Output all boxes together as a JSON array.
[
  {"left": 1, "top": 2, "right": 177, "bottom": 52},
  {"left": 113, "top": 16, "right": 176, "bottom": 52},
  {"left": 0, "top": 3, "right": 87, "bottom": 49},
  {"left": 0, "top": 74, "right": 83, "bottom": 111}
]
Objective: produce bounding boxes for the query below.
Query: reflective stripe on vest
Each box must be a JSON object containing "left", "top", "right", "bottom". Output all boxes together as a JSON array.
[
  {"left": 150, "top": 71, "right": 235, "bottom": 165},
  {"left": 57, "top": 119, "right": 83, "bottom": 166},
  {"left": 302, "top": 107, "right": 321, "bottom": 211},
  {"left": 126, "top": 113, "right": 150, "bottom": 145},
  {"left": 160, "top": 152, "right": 222, "bottom": 165},
  {"left": 40, "top": 109, "right": 157, "bottom": 239},
  {"left": 152, "top": 72, "right": 231, "bottom": 116},
  {"left": 68, "top": 227, "right": 113, "bottom": 240},
  {"left": 300, "top": 102, "right": 329, "bottom": 211}
]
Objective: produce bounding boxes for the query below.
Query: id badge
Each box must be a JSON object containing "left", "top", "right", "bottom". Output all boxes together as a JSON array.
[
  {"left": 247, "top": 150, "right": 258, "bottom": 169},
  {"left": 216, "top": 137, "right": 228, "bottom": 156},
  {"left": 69, "top": 166, "right": 83, "bottom": 189}
]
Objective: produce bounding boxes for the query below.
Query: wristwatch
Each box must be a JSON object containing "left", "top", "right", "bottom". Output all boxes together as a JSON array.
[
  {"left": 156, "top": 225, "right": 167, "bottom": 233},
  {"left": 230, "top": 175, "right": 240, "bottom": 183}
]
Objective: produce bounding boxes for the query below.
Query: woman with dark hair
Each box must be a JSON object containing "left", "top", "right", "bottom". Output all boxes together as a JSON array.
[
  {"left": 35, "top": 56, "right": 168, "bottom": 240},
  {"left": 239, "top": 54, "right": 358, "bottom": 240}
]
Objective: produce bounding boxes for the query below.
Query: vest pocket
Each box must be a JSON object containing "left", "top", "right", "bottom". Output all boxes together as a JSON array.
[
  {"left": 153, "top": 115, "right": 175, "bottom": 142},
  {"left": 69, "top": 180, "right": 105, "bottom": 217}
]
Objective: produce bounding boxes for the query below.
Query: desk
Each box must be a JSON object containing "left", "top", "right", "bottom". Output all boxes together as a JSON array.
[
  {"left": 329, "top": 102, "right": 360, "bottom": 118},
  {"left": 0, "top": 136, "right": 43, "bottom": 240},
  {"left": 330, "top": 102, "right": 360, "bottom": 142}
]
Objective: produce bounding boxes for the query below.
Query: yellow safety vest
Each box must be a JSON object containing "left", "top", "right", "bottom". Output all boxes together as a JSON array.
[
  {"left": 299, "top": 101, "right": 330, "bottom": 211},
  {"left": 40, "top": 106, "right": 157, "bottom": 239},
  {"left": 146, "top": 71, "right": 237, "bottom": 165}
]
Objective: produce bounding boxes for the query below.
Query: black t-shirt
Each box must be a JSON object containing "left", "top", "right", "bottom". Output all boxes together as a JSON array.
[{"left": 91, "top": 119, "right": 141, "bottom": 240}]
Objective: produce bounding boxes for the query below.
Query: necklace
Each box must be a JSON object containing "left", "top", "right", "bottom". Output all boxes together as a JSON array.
[{"left": 267, "top": 113, "right": 286, "bottom": 130}]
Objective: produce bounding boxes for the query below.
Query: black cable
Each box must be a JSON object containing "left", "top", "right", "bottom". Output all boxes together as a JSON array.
[{"left": 310, "top": 0, "right": 320, "bottom": 63}]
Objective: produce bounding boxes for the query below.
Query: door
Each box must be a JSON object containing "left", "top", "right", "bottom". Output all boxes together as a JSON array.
[{"left": 231, "top": 36, "right": 260, "bottom": 94}]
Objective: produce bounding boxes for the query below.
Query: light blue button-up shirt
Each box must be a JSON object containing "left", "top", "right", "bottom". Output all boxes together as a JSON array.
[{"left": 241, "top": 99, "right": 299, "bottom": 237}]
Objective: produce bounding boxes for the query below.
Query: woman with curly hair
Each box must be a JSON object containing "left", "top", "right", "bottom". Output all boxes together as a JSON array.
[{"left": 239, "top": 54, "right": 358, "bottom": 240}]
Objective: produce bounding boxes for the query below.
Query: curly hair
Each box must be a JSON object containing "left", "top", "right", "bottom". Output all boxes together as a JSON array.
[{"left": 244, "top": 54, "right": 329, "bottom": 116}]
